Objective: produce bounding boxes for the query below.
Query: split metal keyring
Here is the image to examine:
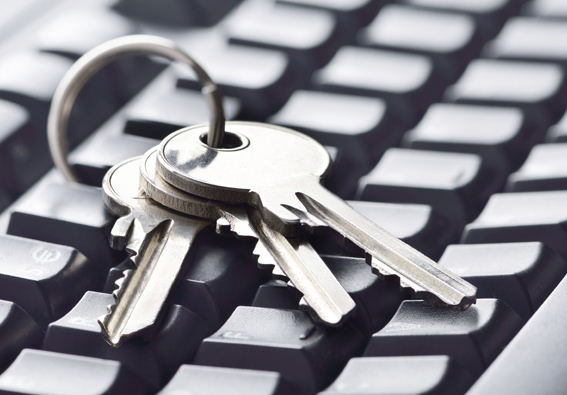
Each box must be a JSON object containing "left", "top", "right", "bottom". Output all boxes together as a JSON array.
[{"left": 47, "top": 34, "right": 226, "bottom": 183}]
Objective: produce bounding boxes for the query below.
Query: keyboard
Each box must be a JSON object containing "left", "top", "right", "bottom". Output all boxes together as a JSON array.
[{"left": 0, "top": 0, "right": 566, "bottom": 393}]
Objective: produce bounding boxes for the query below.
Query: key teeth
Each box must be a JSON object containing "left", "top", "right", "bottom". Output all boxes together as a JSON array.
[
  {"left": 370, "top": 257, "right": 476, "bottom": 310},
  {"left": 98, "top": 267, "right": 136, "bottom": 348}
]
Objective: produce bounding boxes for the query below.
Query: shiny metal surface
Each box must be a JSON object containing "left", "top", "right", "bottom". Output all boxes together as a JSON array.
[
  {"left": 100, "top": 156, "right": 208, "bottom": 347},
  {"left": 140, "top": 148, "right": 356, "bottom": 325},
  {"left": 48, "top": 34, "right": 225, "bottom": 183},
  {"left": 156, "top": 121, "right": 477, "bottom": 308}
]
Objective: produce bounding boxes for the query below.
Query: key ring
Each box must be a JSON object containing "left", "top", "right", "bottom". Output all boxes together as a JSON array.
[{"left": 47, "top": 34, "right": 226, "bottom": 183}]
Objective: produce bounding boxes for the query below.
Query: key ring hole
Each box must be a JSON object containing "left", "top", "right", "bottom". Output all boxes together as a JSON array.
[{"left": 199, "top": 131, "right": 249, "bottom": 151}]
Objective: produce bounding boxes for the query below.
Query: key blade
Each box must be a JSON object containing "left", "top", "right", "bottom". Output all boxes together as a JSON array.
[
  {"left": 248, "top": 210, "right": 355, "bottom": 325},
  {"left": 98, "top": 218, "right": 203, "bottom": 347},
  {"left": 294, "top": 181, "right": 477, "bottom": 309}
]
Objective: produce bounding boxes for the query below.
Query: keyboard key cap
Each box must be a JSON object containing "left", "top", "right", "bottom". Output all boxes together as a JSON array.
[
  {"left": 507, "top": 143, "right": 567, "bottom": 191},
  {"left": 0, "top": 100, "right": 49, "bottom": 197},
  {"left": 526, "top": 0, "right": 567, "bottom": 18},
  {"left": 445, "top": 59, "right": 567, "bottom": 127},
  {"left": 277, "top": 0, "right": 383, "bottom": 27},
  {"left": 467, "top": 274, "right": 567, "bottom": 395},
  {"left": 43, "top": 291, "right": 209, "bottom": 389},
  {"left": 364, "top": 299, "right": 522, "bottom": 375},
  {"left": 547, "top": 109, "right": 567, "bottom": 142},
  {"left": 161, "top": 365, "right": 298, "bottom": 395},
  {"left": 324, "top": 255, "right": 407, "bottom": 333},
  {"left": 313, "top": 46, "right": 442, "bottom": 124},
  {"left": 252, "top": 279, "right": 301, "bottom": 310},
  {"left": 225, "top": 1, "right": 341, "bottom": 70},
  {"left": 269, "top": 90, "right": 401, "bottom": 165},
  {"left": 439, "top": 242, "right": 567, "bottom": 319},
  {"left": 194, "top": 306, "right": 367, "bottom": 393},
  {"left": 0, "top": 235, "right": 101, "bottom": 326},
  {"left": 403, "top": 103, "right": 533, "bottom": 171},
  {"left": 357, "top": 148, "right": 501, "bottom": 228},
  {"left": 0, "top": 51, "right": 119, "bottom": 145},
  {"left": 321, "top": 355, "right": 474, "bottom": 395},
  {"left": 0, "top": 300, "right": 42, "bottom": 370},
  {"left": 125, "top": 72, "right": 241, "bottom": 140},
  {"left": 316, "top": 201, "right": 458, "bottom": 259},
  {"left": 71, "top": 132, "right": 159, "bottom": 187},
  {"left": 485, "top": 18, "right": 567, "bottom": 68},
  {"left": 35, "top": 8, "right": 135, "bottom": 59},
  {"left": 462, "top": 191, "right": 567, "bottom": 259},
  {"left": 173, "top": 228, "right": 268, "bottom": 333},
  {"left": 0, "top": 349, "right": 150, "bottom": 395},
  {"left": 176, "top": 44, "right": 295, "bottom": 118},
  {"left": 323, "top": 145, "right": 368, "bottom": 199},
  {"left": 113, "top": 0, "right": 239, "bottom": 26},
  {"left": 360, "top": 5, "right": 480, "bottom": 79},
  {"left": 404, "top": 0, "right": 518, "bottom": 37},
  {"left": 7, "top": 183, "right": 122, "bottom": 270}
]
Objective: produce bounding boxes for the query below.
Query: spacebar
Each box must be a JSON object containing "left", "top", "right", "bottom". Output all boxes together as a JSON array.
[{"left": 467, "top": 273, "right": 567, "bottom": 395}]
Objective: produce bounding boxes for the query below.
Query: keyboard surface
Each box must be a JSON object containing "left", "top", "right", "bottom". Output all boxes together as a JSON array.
[{"left": 0, "top": 0, "right": 565, "bottom": 394}]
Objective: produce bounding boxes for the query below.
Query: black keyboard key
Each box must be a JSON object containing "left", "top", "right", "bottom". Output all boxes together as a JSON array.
[
  {"left": 35, "top": 8, "right": 135, "bottom": 59},
  {"left": 43, "top": 291, "right": 209, "bottom": 389},
  {"left": 0, "top": 235, "right": 101, "bottom": 326},
  {"left": 346, "top": 201, "right": 458, "bottom": 259},
  {"left": 252, "top": 279, "right": 301, "bottom": 310},
  {"left": 526, "top": 0, "right": 567, "bottom": 18},
  {"left": 404, "top": 0, "right": 518, "bottom": 37},
  {"left": 364, "top": 299, "right": 522, "bottom": 375},
  {"left": 485, "top": 18, "right": 567, "bottom": 68},
  {"left": 113, "top": 0, "right": 239, "bottom": 26},
  {"left": 7, "top": 183, "right": 122, "bottom": 270},
  {"left": 0, "top": 51, "right": 118, "bottom": 145},
  {"left": 462, "top": 191, "right": 567, "bottom": 259},
  {"left": 357, "top": 148, "right": 500, "bottom": 228},
  {"left": 313, "top": 46, "right": 442, "bottom": 124},
  {"left": 547, "top": 109, "right": 567, "bottom": 142},
  {"left": 176, "top": 44, "right": 295, "bottom": 118},
  {"left": 173, "top": 229, "right": 267, "bottom": 333},
  {"left": 324, "top": 145, "right": 369, "bottom": 199},
  {"left": 0, "top": 300, "right": 42, "bottom": 370},
  {"left": 161, "top": 365, "right": 298, "bottom": 395},
  {"left": 225, "top": 1, "right": 341, "bottom": 70},
  {"left": 324, "top": 255, "right": 407, "bottom": 333},
  {"left": 0, "top": 100, "right": 48, "bottom": 197},
  {"left": 445, "top": 59, "right": 567, "bottom": 126},
  {"left": 0, "top": 51, "right": 71, "bottom": 116},
  {"left": 0, "top": 349, "right": 150, "bottom": 394},
  {"left": 277, "top": 0, "right": 383, "bottom": 27},
  {"left": 439, "top": 242, "right": 567, "bottom": 320},
  {"left": 71, "top": 133, "right": 158, "bottom": 187},
  {"left": 360, "top": 5, "right": 480, "bottom": 79},
  {"left": 403, "top": 103, "right": 533, "bottom": 171},
  {"left": 269, "top": 90, "right": 400, "bottom": 165},
  {"left": 194, "top": 306, "right": 367, "bottom": 393},
  {"left": 467, "top": 274, "right": 567, "bottom": 395},
  {"left": 125, "top": 74, "right": 241, "bottom": 140},
  {"left": 507, "top": 143, "right": 567, "bottom": 191},
  {"left": 321, "top": 355, "right": 474, "bottom": 395}
]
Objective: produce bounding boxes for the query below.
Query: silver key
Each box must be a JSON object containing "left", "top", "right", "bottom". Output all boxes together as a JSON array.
[
  {"left": 156, "top": 122, "right": 477, "bottom": 308},
  {"left": 140, "top": 147, "right": 356, "bottom": 325},
  {"left": 100, "top": 156, "right": 208, "bottom": 347}
]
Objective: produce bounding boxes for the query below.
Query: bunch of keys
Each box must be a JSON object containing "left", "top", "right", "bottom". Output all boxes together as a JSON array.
[{"left": 48, "top": 35, "right": 477, "bottom": 347}]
